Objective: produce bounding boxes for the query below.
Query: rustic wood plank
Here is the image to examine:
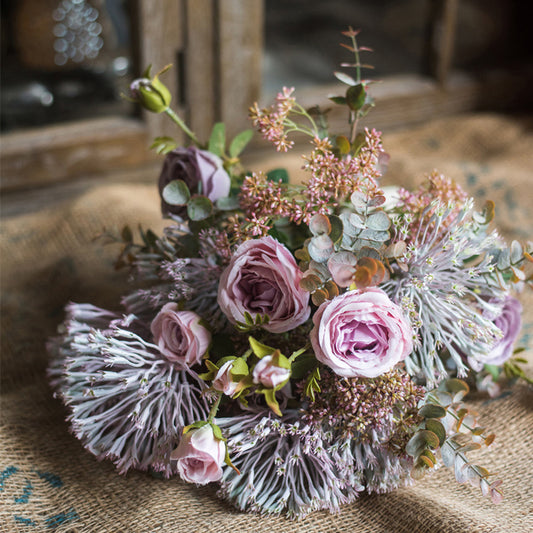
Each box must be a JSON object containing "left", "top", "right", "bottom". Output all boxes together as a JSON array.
[
  {"left": 139, "top": 0, "right": 185, "bottom": 142},
  {"left": 432, "top": 0, "right": 459, "bottom": 86},
  {"left": 0, "top": 117, "right": 156, "bottom": 191},
  {"left": 185, "top": 0, "right": 216, "bottom": 143},
  {"left": 217, "top": 0, "right": 263, "bottom": 138}
]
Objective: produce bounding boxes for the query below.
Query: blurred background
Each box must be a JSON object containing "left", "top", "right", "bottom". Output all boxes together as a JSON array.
[{"left": 1, "top": 0, "right": 532, "bottom": 192}]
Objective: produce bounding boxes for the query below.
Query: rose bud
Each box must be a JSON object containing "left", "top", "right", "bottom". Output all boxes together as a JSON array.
[
  {"left": 158, "top": 147, "right": 231, "bottom": 217},
  {"left": 129, "top": 65, "right": 172, "bottom": 113},
  {"left": 252, "top": 354, "right": 291, "bottom": 389},
  {"left": 212, "top": 360, "right": 239, "bottom": 397},
  {"left": 151, "top": 303, "right": 211, "bottom": 368},
  {"left": 170, "top": 424, "right": 226, "bottom": 485}
]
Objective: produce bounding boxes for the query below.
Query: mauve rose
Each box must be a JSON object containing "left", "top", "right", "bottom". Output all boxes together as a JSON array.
[
  {"left": 310, "top": 288, "right": 413, "bottom": 378},
  {"left": 170, "top": 424, "right": 225, "bottom": 484},
  {"left": 470, "top": 296, "right": 522, "bottom": 369},
  {"left": 217, "top": 236, "right": 311, "bottom": 333},
  {"left": 212, "top": 360, "right": 239, "bottom": 396},
  {"left": 150, "top": 303, "right": 211, "bottom": 367},
  {"left": 252, "top": 355, "right": 291, "bottom": 389},
  {"left": 158, "top": 147, "right": 231, "bottom": 216}
]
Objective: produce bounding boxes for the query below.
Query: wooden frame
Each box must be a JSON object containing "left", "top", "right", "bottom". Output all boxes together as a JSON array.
[{"left": 1, "top": 0, "right": 530, "bottom": 192}]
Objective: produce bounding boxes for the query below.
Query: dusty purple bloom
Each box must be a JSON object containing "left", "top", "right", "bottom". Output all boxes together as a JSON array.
[
  {"left": 310, "top": 288, "right": 413, "bottom": 378},
  {"left": 151, "top": 303, "right": 211, "bottom": 368},
  {"left": 469, "top": 296, "right": 522, "bottom": 369},
  {"left": 158, "top": 147, "right": 231, "bottom": 216},
  {"left": 217, "top": 236, "right": 311, "bottom": 333}
]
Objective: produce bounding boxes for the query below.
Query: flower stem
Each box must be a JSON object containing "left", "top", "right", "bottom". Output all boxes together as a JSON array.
[
  {"left": 164, "top": 107, "right": 202, "bottom": 147},
  {"left": 207, "top": 393, "right": 223, "bottom": 423}
]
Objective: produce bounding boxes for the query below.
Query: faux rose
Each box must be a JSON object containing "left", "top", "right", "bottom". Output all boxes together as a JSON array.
[
  {"left": 310, "top": 288, "right": 413, "bottom": 378},
  {"left": 151, "top": 303, "right": 211, "bottom": 367},
  {"left": 252, "top": 354, "right": 291, "bottom": 389},
  {"left": 212, "top": 360, "right": 239, "bottom": 397},
  {"left": 158, "top": 147, "right": 231, "bottom": 216},
  {"left": 170, "top": 424, "right": 226, "bottom": 484},
  {"left": 217, "top": 236, "right": 311, "bottom": 333},
  {"left": 469, "top": 296, "right": 522, "bottom": 369}
]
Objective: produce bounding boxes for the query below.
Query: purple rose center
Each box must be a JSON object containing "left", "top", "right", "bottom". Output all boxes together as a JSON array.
[
  {"left": 237, "top": 272, "right": 280, "bottom": 315},
  {"left": 339, "top": 320, "right": 389, "bottom": 358}
]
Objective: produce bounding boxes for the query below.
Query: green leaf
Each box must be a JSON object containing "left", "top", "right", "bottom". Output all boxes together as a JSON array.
[
  {"left": 328, "top": 95, "right": 347, "bottom": 105},
  {"left": 230, "top": 357, "right": 249, "bottom": 378},
  {"left": 187, "top": 195, "right": 213, "bottom": 221},
  {"left": 335, "top": 135, "right": 351, "bottom": 155},
  {"left": 248, "top": 336, "right": 274, "bottom": 358},
  {"left": 406, "top": 430, "right": 440, "bottom": 457},
  {"left": 229, "top": 129, "right": 253, "bottom": 158},
  {"left": 210, "top": 422, "right": 224, "bottom": 441},
  {"left": 162, "top": 179, "right": 191, "bottom": 206},
  {"left": 266, "top": 168, "right": 289, "bottom": 184},
  {"left": 263, "top": 388, "right": 282, "bottom": 416},
  {"left": 208, "top": 122, "right": 226, "bottom": 156},
  {"left": 304, "top": 367, "right": 321, "bottom": 401},
  {"left": 418, "top": 404, "right": 447, "bottom": 419},
  {"left": 425, "top": 418, "right": 446, "bottom": 446},
  {"left": 291, "top": 353, "right": 318, "bottom": 380},
  {"left": 346, "top": 84, "right": 366, "bottom": 111},
  {"left": 216, "top": 196, "right": 240, "bottom": 211},
  {"left": 121, "top": 225, "right": 133, "bottom": 243},
  {"left": 445, "top": 378, "right": 470, "bottom": 395},
  {"left": 150, "top": 136, "right": 177, "bottom": 154},
  {"left": 329, "top": 215, "right": 344, "bottom": 244},
  {"left": 334, "top": 71, "right": 356, "bottom": 86}
]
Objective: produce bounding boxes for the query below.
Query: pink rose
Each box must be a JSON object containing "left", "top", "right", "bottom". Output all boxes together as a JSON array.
[
  {"left": 212, "top": 360, "right": 239, "bottom": 396},
  {"left": 310, "top": 288, "right": 413, "bottom": 378},
  {"left": 252, "top": 355, "right": 291, "bottom": 388},
  {"left": 217, "top": 236, "right": 311, "bottom": 333},
  {"left": 170, "top": 424, "right": 226, "bottom": 484},
  {"left": 158, "top": 147, "right": 231, "bottom": 216},
  {"left": 151, "top": 303, "right": 211, "bottom": 367}
]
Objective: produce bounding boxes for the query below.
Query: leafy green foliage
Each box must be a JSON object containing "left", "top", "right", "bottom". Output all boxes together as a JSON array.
[
  {"left": 229, "top": 129, "right": 253, "bottom": 158},
  {"left": 266, "top": 168, "right": 290, "bottom": 184},
  {"left": 150, "top": 136, "right": 177, "bottom": 154},
  {"left": 208, "top": 122, "right": 226, "bottom": 157}
]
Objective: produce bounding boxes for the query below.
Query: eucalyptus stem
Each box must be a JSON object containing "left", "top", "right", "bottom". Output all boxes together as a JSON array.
[{"left": 164, "top": 107, "right": 202, "bottom": 146}]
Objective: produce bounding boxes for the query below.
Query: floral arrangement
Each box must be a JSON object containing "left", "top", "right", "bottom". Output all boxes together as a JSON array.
[{"left": 48, "top": 30, "right": 532, "bottom": 519}]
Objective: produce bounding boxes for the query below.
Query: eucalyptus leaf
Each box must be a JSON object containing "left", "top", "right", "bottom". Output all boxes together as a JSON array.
[
  {"left": 329, "top": 215, "right": 344, "bottom": 244},
  {"left": 418, "top": 404, "right": 447, "bottom": 419},
  {"left": 366, "top": 211, "right": 391, "bottom": 231},
  {"left": 333, "top": 71, "right": 356, "bottom": 86},
  {"left": 328, "top": 95, "right": 347, "bottom": 105},
  {"left": 425, "top": 418, "right": 446, "bottom": 446},
  {"left": 162, "top": 179, "right": 191, "bottom": 205},
  {"left": 187, "top": 195, "right": 213, "bottom": 221},
  {"left": 346, "top": 84, "right": 366, "bottom": 111}
]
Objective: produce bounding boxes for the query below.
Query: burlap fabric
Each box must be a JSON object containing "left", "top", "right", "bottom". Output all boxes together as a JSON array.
[{"left": 1, "top": 113, "right": 532, "bottom": 532}]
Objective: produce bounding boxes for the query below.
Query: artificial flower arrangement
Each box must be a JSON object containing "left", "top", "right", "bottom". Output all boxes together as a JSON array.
[{"left": 48, "top": 30, "right": 532, "bottom": 518}]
